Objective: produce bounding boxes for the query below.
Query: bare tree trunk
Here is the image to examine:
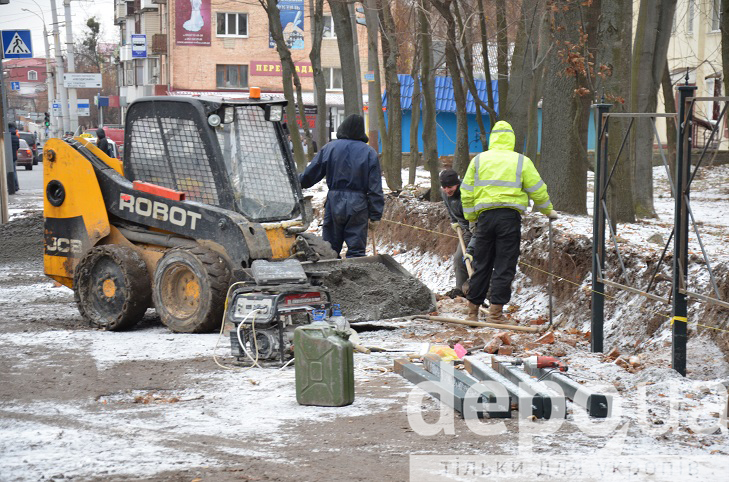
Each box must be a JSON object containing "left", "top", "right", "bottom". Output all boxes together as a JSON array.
[
  {"left": 477, "top": 0, "right": 496, "bottom": 126},
  {"left": 539, "top": 0, "right": 593, "bottom": 215},
  {"left": 630, "top": 0, "right": 676, "bottom": 218},
  {"left": 328, "top": 0, "right": 363, "bottom": 116},
  {"left": 453, "top": 0, "right": 487, "bottom": 152},
  {"left": 420, "top": 0, "right": 440, "bottom": 202},
  {"left": 495, "top": 0, "right": 509, "bottom": 114},
  {"left": 504, "top": 0, "right": 541, "bottom": 153},
  {"left": 596, "top": 0, "right": 635, "bottom": 223},
  {"left": 661, "top": 61, "right": 677, "bottom": 184},
  {"left": 364, "top": 0, "right": 381, "bottom": 151},
  {"left": 260, "top": 0, "right": 307, "bottom": 171},
  {"left": 309, "top": 0, "right": 328, "bottom": 152},
  {"left": 409, "top": 55, "right": 422, "bottom": 185},
  {"left": 379, "top": 0, "right": 403, "bottom": 190},
  {"left": 432, "top": 0, "right": 469, "bottom": 176},
  {"left": 723, "top": 0, "right": 729, "bottom": 97}
]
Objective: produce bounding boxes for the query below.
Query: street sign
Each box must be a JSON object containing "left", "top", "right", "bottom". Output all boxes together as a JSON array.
[
  {"left": 364, "top": 73, "right": 375, "bottom": 82},
  {"left": 1, "top": 30, "right": 33, "bottom": 58},
  {"left": 63, "top": 73, "right": 102, "bottom": 89},
  {"left": 131, "top": 34, "right": 147, "bottom": 58},
  {"left": 10, "top": 81, "right": 20, "bottom": 91},
  {"left": 52, "top": 101, "right": 61, "bottom": 116},
  {"left": 77, "top": 99, "right": 90, "bottom": 116},
  {"left": 95, "top": 96, "right": 110, "bottom": 107}
]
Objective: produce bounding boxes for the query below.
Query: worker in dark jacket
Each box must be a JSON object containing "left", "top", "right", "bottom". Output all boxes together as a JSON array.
[
  {"left": 96, "top": 128, "right": 113, "bottom": 157},
  {"left": 440, "top": 169, "right": 472, "bottom": 297},
  {"left": 8, "top": 122, "right": 20, "bottom": 193},
  {"left": 299, "top": 114, "right": 384, "bottom": 258}
]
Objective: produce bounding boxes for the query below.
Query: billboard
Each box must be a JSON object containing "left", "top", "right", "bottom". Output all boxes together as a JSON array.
[
  {"left": 176, "top": 0, "right": 211, "bottom": 46},
  {"left": 269, "top": 0, "right": 304, "bottom": 50}
]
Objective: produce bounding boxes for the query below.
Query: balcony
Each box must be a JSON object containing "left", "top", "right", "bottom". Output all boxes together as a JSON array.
[
  {"left": 151, "top": 0, "right": 166, "bottom": 4},
  {"left": 119, "top": 45, "right": 132, "bottom": 62},
  {"left": 114, "top": 1, "right": 127, "bottom": 25},
  {"left": 140, "top": 0, "right": 158, "bottom": 11}
]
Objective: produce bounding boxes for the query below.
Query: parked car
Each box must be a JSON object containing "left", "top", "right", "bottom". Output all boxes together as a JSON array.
[
  {"left": 17, "top": 131, "right": 40, "bottom": 165},
  {"left": 16, "top": 139, "right": 34, "bottom": 170}
]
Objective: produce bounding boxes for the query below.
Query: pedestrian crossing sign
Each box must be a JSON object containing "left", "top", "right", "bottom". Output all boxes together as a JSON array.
[{"left": 1, "top": 30, "right": 33, "bottom": 59}]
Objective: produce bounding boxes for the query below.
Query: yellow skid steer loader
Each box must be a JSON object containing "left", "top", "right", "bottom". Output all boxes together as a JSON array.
[{"left": 43, "top": 96, "right": 434, "bottom": 338}]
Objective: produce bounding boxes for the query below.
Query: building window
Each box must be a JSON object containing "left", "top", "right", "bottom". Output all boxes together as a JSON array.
[
  {"left": 27, "top": 70, "right": 38, "bottom": 81},
  {"left": 712, "top": 0, "right": 721, "bottom": 32},
  {"left": 216, "top": 13, "right": 248, "bottom": 37},
  {"left": 135, "top": 59, "right": 144, "bottom": 85},
  {"left": 216, "top": 64, "right": 248, "bottom": 89},
  {"left": 324, "top": 67, "right": 342, "bottom": 90},
  {"left": 148, "top": 58, "right": 159, "bottom": 84},
  {"left": 323, "top": 15, "right": 336, "bottom": 38},
  {"left": 688, "top": 0, "right": 695, "bottom": 34},
  {"left": 705, "top": 78, "right": 721, "bottom": 121}
]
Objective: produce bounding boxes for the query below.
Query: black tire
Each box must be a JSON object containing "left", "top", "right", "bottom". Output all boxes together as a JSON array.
[
  {"left": 152, "top": 246, "right": 231, "bottom": 333},
  {"left": 74, "top": 245, "right": 151, "bottom": 331},
  {"left": 299, "top": 233, "right": 338, "bottom": 260},
  {"left": 25, "top": 164, "right": 32, "bottom": 170}
]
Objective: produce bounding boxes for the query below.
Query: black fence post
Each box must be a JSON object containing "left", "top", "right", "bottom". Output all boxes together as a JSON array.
[
  {"left": 672, "top": 83, "right": 696, "bottom": 376},
  {"left": 591, "top": 102, "right": 611, "bottom": 353}
]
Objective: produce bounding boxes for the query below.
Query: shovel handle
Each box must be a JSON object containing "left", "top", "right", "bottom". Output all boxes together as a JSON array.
[{"left": 456, "top": 225, "right": 474, "bottom": 277}]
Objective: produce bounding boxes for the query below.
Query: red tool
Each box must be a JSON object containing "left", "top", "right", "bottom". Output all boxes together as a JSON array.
[
  {"left": 532, "top": 356, "right": 568, "bottom": 372},
  {"left": 511, "top": 356, "right": 568, "bottom": 372}
]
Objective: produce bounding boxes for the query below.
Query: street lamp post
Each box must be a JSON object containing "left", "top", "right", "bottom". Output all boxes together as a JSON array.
[{"left": 21, "top": 8, "right": 56, "bottom": 139}]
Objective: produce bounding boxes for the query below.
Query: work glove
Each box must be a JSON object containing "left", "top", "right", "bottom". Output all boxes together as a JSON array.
[
  {"left": 369, "top": 220, "right": 380, "bottom": 231},
  {"left": 450, "top": 222, "right": 460, "bottom": 232},
  {"left": 462, "top": 253, "right": 474, "bottom": 264},
  {"left": 547, "top": 210, "right": 559, "bottom": 220}
]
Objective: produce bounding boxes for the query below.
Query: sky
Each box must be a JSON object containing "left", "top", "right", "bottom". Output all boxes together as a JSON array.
[{"left": 0, "top": 0, "right": 117, "bottom": 59}]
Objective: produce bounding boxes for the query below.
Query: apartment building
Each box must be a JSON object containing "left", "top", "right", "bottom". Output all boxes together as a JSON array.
[
  {"left": 115, "top": 0, "right": 369, "bottom": 130},
  {"left": 665, "top": 0, "right": 724, "bottom": 148}
]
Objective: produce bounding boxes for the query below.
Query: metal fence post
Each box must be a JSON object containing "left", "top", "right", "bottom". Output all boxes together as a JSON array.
[
  {"left": 672, "top": 83, "right": 696, "bottom": 376},
  {"left": 591, "top": 103, "right": 611, "bottom": 352}
]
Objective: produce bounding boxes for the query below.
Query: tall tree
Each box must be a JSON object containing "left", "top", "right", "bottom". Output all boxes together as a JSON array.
[
  {"left": 661, "top": 62, "right": 677, "bottom": 183},
  {"left": 309, "top": 0, "right": 328, "bottom": 152},
  {"left": 328, "top": 0, "right": 363, "bottom": 116},
  {"left": 723, "top": 0, "right": 729, "bottom": 97},
  {"left": 596, "top": 0, "right": 635, "bottom": 223},
  {"left": 420, "top": 0, "right": 441, "bottom": 201},
  {"left": 379, "top": 0, "right": 403, "bottom": 190},
  {"left": 495, "top": 0, "right": 510, "bottom": 112},
  {"left": 409, "top": 57, "right": 422, "bottom": 185},
  {"left": 477, "top": 0, "right": 497, "bottom": 124},
  {"left": 630, "top": 0, "right": 676, "bottom": 217},
  {"left": 539, "top": 0, "right": 598, "bottom": 215},
  {"left": 431, "top": 0, "right": 469, "bottom": 175},
  {"left": 503, "top": 0, "right": 542, "bottom": 153},
  {"left": 260, "top": 0, "right": 308, "bottom": 170}
]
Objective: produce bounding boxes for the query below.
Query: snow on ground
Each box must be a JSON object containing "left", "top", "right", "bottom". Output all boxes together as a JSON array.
[{"left": 2, "top": 163, "right": 728, "bottom": 479}]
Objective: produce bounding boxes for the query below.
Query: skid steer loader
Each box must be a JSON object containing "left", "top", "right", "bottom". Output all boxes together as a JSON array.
[{"left": 43, "top": 96, "right": 434, "bottom": 338}]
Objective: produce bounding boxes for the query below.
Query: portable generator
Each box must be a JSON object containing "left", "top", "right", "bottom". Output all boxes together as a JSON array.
[{"left": 227, "top": 259, "right": 330, "bottom": 364}]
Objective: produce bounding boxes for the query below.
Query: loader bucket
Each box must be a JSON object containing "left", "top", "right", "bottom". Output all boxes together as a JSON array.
[{"left": 301, "top": 254, "right": 436, "bottom": 322}]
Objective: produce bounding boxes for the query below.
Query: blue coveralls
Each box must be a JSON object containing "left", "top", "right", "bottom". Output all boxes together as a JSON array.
[{"left": 299, "top": 138, "right": 384, "bottom": 258}]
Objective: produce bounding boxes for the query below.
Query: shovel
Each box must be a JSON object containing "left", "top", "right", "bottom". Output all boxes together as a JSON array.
[{"left": 455, "top": 224, "right": 474, "bottom": 294}]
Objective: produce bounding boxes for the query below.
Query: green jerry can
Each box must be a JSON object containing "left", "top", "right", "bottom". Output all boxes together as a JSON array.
[{"left": 294, "top": 322, "right": 355, "bottom": 407}]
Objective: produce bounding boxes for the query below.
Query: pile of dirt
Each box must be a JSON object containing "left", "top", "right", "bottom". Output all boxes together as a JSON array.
[
  {"left": 0, "top": 211, "right": 44, "bottom": 264},
  {"left": 318, "top": 259, "right": 436, "bottom": 322}
]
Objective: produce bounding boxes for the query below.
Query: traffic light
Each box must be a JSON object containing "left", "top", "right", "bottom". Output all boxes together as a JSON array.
[{"left": 44, "top": 112, "right": 50, "bottom": 127}]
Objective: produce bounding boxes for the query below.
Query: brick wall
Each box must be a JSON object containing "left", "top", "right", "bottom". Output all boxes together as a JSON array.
[{"left": 170, "top": 0, "right": 369, "bottom": 95}]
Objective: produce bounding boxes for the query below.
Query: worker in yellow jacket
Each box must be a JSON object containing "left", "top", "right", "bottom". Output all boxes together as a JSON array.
[{"left": 461, "top": 120, "right": 558, "bottom": 322}]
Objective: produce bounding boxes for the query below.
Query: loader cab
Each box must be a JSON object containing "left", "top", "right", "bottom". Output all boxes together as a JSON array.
[{"left": 123, "top": 96, "right": 304, "bottom": 223}]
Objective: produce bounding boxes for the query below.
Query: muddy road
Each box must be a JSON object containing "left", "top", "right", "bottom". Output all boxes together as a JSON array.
[{"left": 1, "top": 188, "right": 728, "bottom": 481}]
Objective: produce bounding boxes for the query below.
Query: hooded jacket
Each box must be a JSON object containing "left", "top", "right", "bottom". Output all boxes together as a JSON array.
[
  {"left": 460, "top": 120, "right": 552, "bottom": 221},
  {"left": 299, "top": 115, "right": 383, "bottom": 221},
  {"left": 96, "top": 128, "right": 112, "bottom": 157}
]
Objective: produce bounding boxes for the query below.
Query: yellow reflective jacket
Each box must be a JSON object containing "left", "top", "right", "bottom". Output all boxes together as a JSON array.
[{"left": 460, "top": 120, "right": 552, "bottom": 222}]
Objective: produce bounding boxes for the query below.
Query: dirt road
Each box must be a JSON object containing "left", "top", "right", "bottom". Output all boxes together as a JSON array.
[{"left": 1, "top": 190, "right": 728, "bottom": 481}]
